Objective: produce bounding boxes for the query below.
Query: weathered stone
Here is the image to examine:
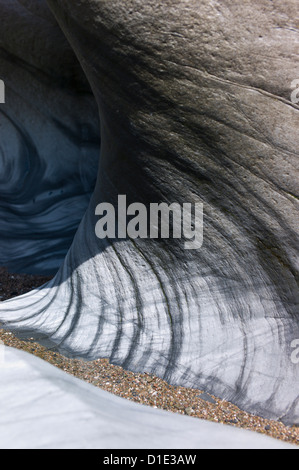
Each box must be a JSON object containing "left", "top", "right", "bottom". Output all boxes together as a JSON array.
[
  {"left": 0, "top": 0, "right": 298, "bottom": 425},
  {"left": 0, "top": 0, "right": 100, "bottom": 274}
]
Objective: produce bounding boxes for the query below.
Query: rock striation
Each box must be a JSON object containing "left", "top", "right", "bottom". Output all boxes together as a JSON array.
[{"left": 0, "top": 0, "right": 298, "bottom": 424}]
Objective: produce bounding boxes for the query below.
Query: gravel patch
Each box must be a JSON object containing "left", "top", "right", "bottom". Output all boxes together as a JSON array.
[{"left": 0, "top": 266, "right": 298, "bottom": 447}]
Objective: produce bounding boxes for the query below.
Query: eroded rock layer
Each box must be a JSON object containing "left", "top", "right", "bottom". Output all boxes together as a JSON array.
[
  {"left": 1, "top": 347, "right": 294, "bottom": 449},
  {"left": 0, "top": 0, "right": 298, "bottom": 424},
  {"left": 0, "top": 0, "right": 100, "bottom": 274}
]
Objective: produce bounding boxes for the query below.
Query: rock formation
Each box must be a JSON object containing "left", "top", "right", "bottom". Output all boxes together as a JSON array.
[
  {"left": 1, "top": 347, "right": 294, "bottom": 449},
  {"left": 0, "top": 0, "right": 100, "bottom": 274},
  {"left": 0, "top": 0, "right": 298, "bottom": 424}
]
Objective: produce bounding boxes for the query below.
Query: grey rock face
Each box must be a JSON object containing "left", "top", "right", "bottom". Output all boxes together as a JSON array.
[
  {"left": 198, "top": 393, "right": 217, "bottom": 405},
  {"left": 0, "top": 347, "right": 295, "bottom": 449},
  {"left": 0, "top": 0, "right": 100, "bottom": 274},
  {"left": 0, "top": 0, "right": 298, "bottom": 424}
]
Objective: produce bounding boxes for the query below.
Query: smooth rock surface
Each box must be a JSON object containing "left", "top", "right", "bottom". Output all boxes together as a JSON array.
[
  {"left": 0, "top": 0, "right": 100, "bottom": 274},
  {"left": 0, "top": 0, "right": 298, "bottom": 425},
  {"left": 0, "top": 347, "right": 295, "bottom": 449}
]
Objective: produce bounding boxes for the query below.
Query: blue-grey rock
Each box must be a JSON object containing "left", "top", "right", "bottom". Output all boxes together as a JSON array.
[
  {"left": 199, "top": 393, "right": 217, "bottom": 405},
  {"left": 0, "top": 0, "right": 298, "bottom": 426},
  {"left": 0, "top": 347, "right": 295, "bottom": 449},
  {"left": 0, "top": 0, "right": 100, "bottom": 274}
]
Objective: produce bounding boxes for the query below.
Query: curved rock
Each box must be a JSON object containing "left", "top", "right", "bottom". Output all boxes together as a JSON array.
[
  {"left": 0, "top": 0, "right": 100, "bottom": 274},
  {"left": 0, "top": 0, "right": 299, "bottom": 424},
  {"left": 1, "top": 347, "right": 294, "bottom": 449}
]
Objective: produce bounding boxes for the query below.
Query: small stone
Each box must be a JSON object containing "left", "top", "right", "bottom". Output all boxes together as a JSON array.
[
  {"left": 185, "top": 407, "right": 193, "bottom": 416},
  {"left": 265, "top": 425, "right": 271, "bottom": 431},
  {"left": 198, "top": 392, "right": 217, "bottom": 404}
]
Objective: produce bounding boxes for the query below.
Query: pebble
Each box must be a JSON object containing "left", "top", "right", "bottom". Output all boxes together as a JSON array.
[{"left": 199, "top": 392, "right": 217, "bottom": 404}]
